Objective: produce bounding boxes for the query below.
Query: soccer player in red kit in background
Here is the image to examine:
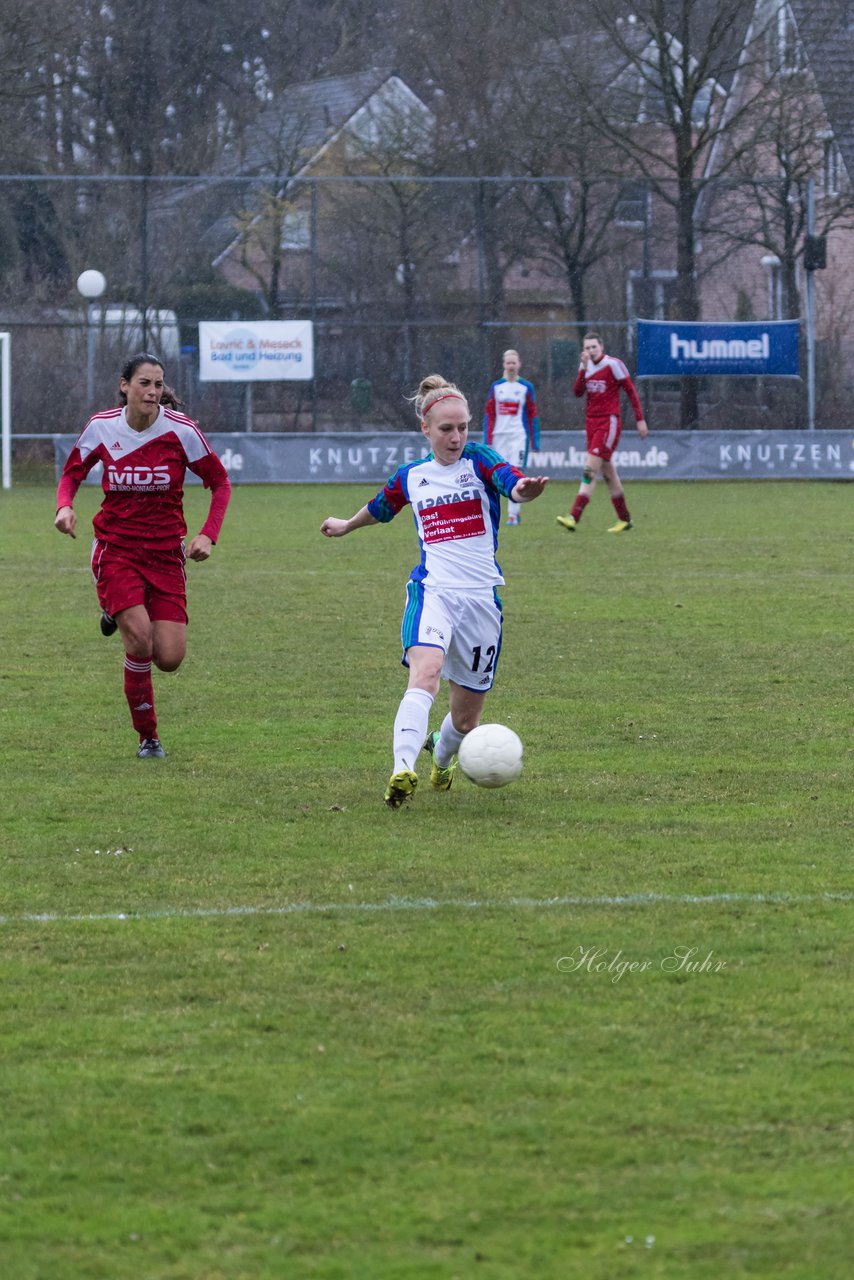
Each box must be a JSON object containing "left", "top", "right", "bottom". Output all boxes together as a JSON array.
[
  {"left": 54, "top": 353, "right": 231, "bottom": 758},
  {"left": 556, "top": 330, "right": 648, "bottom": 534}
]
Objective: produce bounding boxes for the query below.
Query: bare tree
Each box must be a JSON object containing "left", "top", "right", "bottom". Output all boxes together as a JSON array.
[
  {"left": 0, "top": 0, "right": 374, "bottom": 304},
  {"left": 320, "top": 94, "right": 447, "bottom": 390},
  {"left": 215, "top": 105, "right": 321, "bottom": 316},
  {"left": 384, "top": 0, "right": 549, "bottom": 370},
  {"left": 704, "top": 4, "right": 854, "bottom": 320},
  {"left": 536, "top": 0, "right": 798, "bottom": 425},
  {"left": 506, "top": 39, "right": 646, "bottom": 335},
  {"left": 0, "top": 1, "right": 78, "bottom": 296}
]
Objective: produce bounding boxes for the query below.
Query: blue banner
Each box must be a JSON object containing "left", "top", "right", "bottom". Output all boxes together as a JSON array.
[{"left": 637, "top": 320, "right": 800, "bottom": 377}]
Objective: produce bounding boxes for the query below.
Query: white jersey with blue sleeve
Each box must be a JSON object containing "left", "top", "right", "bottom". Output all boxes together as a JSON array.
[
  {"left": 366, "top": 442, "right": 523, "bottom": 589},
  {"left": 483, "top": 377, "right": 540, "bottom": 457}
]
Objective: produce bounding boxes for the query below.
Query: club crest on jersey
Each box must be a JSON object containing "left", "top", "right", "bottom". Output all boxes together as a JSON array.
[
  {"left": 107, "top": 463, "right": 171, "bottom": 491},
  {"left": 457, "top": 472, "right": 475, "bottom": 485}
]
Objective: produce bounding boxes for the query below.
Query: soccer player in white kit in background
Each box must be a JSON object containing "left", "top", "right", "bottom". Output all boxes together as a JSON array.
[
  {"left": 483, "top": 349, "right": 540, "bottom": 526},
  {"left": 321, "top": 374, "right": 548, "bottom": 808}
]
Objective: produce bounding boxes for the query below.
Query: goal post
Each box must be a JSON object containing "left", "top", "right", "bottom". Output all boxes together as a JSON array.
[{"left": 1, "top": 332, "right": 10, "bottom": 490}]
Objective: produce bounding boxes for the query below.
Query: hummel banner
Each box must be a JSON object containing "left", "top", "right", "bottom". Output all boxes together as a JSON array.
[{"left": 637, "top": 320, "right": 800, "bottom": 377}]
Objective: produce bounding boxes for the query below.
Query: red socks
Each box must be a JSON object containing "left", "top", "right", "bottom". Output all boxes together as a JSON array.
[
  {"left": 571, "top": 493, "right": 590, "bottom": 521},
  {"left": 124, "top": 653, "right": 157, "bottom": 738},
  {"left": 611, "top": 492, "right": 631, "bottom": 522}
]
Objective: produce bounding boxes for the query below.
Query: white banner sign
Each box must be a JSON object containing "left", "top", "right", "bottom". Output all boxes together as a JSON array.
[{"left": 198, "top": 320, "right": 314, "bottom": 381}]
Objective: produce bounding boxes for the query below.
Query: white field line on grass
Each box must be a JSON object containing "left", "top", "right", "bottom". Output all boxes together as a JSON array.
[{"left": 1, "top": 891, "right": 852, "bottom": 927}]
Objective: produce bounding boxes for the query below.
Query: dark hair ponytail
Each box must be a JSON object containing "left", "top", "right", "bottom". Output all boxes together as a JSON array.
[{"left": 159, "top": 383, "right": 184, "bottom": 410}]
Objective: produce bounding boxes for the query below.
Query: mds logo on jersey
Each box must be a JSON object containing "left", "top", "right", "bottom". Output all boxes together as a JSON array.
[{"left": 107, "top": 464, "right": 171, "bottom": 490}]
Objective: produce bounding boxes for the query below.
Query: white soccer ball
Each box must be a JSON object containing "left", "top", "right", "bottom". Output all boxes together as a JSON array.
[{"left": 458, "top": 723, "right": 524, "bottom": 789}]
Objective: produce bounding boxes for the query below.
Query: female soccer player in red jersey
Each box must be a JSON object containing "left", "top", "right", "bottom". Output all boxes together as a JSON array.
[
  {"left": 54, "top": 353, "right": 231, "bottom": 759},
  {"left": 556, "top": 331, "right": 648, "bottom": 534}
]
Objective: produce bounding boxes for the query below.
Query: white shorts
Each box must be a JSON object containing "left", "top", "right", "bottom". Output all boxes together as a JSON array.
[
  {"left": 400, "top": 582, "right": 504, "bottom": 692},
  {"left": 490, "top": 428, "right": 527, "bottom": 469}
]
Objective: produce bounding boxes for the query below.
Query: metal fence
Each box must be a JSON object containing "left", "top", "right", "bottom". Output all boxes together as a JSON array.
[{"left": 0, "top": 173, "right": 847, "bottom": 437}]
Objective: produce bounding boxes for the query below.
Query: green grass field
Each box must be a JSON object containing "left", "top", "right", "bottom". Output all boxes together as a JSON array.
[{"left": 1, "top": 479, "right": 851, "bottom": 1279}]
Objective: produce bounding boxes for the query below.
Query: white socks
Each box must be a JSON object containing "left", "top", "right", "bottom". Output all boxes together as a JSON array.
[
  {"left": 393, "top": 688, "right": 434, "bottom": 772},
  {"left": 435, "top": 712, "right": 465, "bottom": 767}
]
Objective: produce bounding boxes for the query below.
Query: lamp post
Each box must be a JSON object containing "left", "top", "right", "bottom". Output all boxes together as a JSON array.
[
  {"left": 758, "top": 255, "right": 781, "bottom": 421},
  {"left": 759, "top": 254, "right": 781, "bottom": 319},
  {"left": 76, "top": 269, "right": 107, "bottom": 409},
  {"left": 803, "top": 178, "right": 818, "bottom": 432}
]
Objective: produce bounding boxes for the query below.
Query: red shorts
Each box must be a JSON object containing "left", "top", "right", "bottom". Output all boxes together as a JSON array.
[
  {"left": 586, "top": 417, "right": 622, "bottom": 461},
  {"left": 91, "top": 539, "right": 188, "bottom": 625}
]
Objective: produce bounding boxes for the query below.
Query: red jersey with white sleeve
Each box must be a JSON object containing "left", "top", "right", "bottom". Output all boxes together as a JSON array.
[
  {"left": 56, "top": 405, "right": 231, "bottom": 551},
  {"left": 574, "top": 355, "right": 643, "bottom": 427}
]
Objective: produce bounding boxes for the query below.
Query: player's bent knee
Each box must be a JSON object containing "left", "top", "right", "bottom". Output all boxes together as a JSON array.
[
  {"left": 122, "top": 623, "right": 154, "bottom": 654},
  {"left": 411, "top": 674, "right": 441, "bottom": 698},
  {"left": 406, "top": 649, "right": 443, "bottom": 694},
  {"left": 582, "top": 467, "right": 595, "bottom": 485},
  {"left": 153, "top": 647, "right": 186, "bottom": 673},
  {"left": 454, "top": 708, "right": 483, "bottom": 735}
]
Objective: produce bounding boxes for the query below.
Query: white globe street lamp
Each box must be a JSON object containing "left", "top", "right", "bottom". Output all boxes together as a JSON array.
[
  {"left": 76, "top": 269, "right": 107, "bottom": 300},
  {"left": 759, "top": 254, "right": 781, "bottom": 320},
  {"left": 77, "top": 269, "right": 107, "bottom": 407}
]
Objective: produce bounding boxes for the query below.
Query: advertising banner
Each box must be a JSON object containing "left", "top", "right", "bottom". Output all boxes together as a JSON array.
[
  {"left": 527, "top": 430, "right": 852, "bottom": 479},
  {"left": 637, "top": 320, "right": 800, "bottom": 378},
  {"left": 54, "top": 430, "right": 854, "bottom": 484},
  {"left": 198, "top": 320, "right": 314, "bottom": 381}
]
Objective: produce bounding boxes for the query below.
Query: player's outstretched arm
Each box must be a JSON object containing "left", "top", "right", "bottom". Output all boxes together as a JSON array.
[
  {"left": 510, "top": 475, "right": 549, "bottom": 504},
  {"left": 54, "top": 505, "right": 77, "bottom": 538},
  {"left": 320, "top": 506, "right": 379, "bottom": 538}
]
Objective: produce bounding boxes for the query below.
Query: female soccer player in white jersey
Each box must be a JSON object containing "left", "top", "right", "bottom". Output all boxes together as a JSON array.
[
  {"left": 483, "top": 348, "right": 540, "bottom": 526},
  {"left": 321, "top": 373, "right": 548, "bottom": 808},
  {"left": 54, "top": 353, "right": 231, "bottom": 759}
]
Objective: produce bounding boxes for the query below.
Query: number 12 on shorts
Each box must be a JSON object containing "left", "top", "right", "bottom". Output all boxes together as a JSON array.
[{"left": 471, "top": 645, "right": 496, "bottom": 673}]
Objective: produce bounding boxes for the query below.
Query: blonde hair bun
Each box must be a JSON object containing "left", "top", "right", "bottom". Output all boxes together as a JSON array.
[{"left": 410, "top": 374, "right": 468, "bottom": 421}]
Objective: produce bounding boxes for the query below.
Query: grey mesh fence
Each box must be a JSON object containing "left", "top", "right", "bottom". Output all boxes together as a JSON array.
[{"left": 0, "top": 174, "right": 846, "bottom": 438}]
